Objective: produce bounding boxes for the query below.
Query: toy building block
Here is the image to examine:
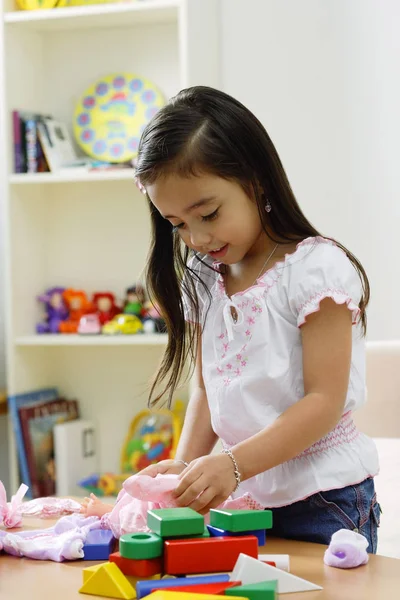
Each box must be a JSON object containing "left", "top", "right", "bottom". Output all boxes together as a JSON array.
[
  {"left": 209, "top": 509, "right": 272, "bottom": 532},
  {"left": 110, "top": 551, "right": 163, "bottom": 577},
  {"left": 258, "top": 553, "right": 290, "bottom": 572},
  {"left": 147, "top": 508, "right": 204, "bottom": 538},
  {"left": 162, "top": 581, "right": 241, "bottom": 594},
  {"left": 145, "top": 591, "right": 249, "bottom": 600},
  {"left": 120, "top": 532, "right": 163, "bottom": 560},
  {"left": 206, "top": 525, "right": 266, "bottom": 546},
  {"left": 230, "top": 553, "right": 322, "bottom": 594},
  {"left": 79, "top": 561, "right": 136, "bottom": 599},
  {"left": 164, "top": 536, "right": 258, "bottom": 575},
  {"left": 225, "top": 580, "right": 277, "bottom": 600},
  {"left": 83, "top": 528, "right": 116, "bottom": 560},
  {"left": 82, "top": 563, "right": 106, "bottom": 584},
  {"left": 136, "top": 574, "right": 230, "bottom": 599}
]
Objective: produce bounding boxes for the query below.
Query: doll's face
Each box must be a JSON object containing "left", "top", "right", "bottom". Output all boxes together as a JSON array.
[
  {"left": 98, "top": 297, "right": 112, "bottom": 312},
  {"left": 127, "top": 292, "right": 138, "bottom": 303},
  {"left": 70, "top": 297, "right": 82, "bottom": 310},
  {"left": 50, "top": 293, "right": 63, "bottom": 309}
]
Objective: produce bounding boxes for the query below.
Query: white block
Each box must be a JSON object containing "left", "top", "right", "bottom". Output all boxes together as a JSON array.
[
  {"left": 54, "top": 419, "right": 98, "bottom": 496},
  {"left": 230, "top": 553, "right": 322, "bottom": 594},
  {"left": 258, "top": 553, "right": 290, "bottom": 572}
]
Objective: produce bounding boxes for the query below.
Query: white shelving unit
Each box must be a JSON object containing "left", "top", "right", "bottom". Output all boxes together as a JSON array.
[{"left": 0, "top": 0, "right": 220, "bottom": 492}]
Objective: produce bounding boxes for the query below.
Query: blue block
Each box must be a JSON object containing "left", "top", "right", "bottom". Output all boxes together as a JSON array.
[
  {"left": 82, "top": 528, "right": 116, "bottom": 560},
  {"left": 136, "top": 574, "right": 230, "bottom": 598},
  {"left": 206, "top": 524, "right": 266, "bottom": 546}
]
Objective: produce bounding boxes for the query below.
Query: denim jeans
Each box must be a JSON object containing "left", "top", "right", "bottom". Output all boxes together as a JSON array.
[{"left": 267, "top": 478, "right": 381, "bottom": 553}]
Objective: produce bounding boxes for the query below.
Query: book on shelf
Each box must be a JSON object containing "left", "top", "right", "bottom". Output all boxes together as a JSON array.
[
  {"left": 12, "top": 110, "right": 51, "bottom": 174},
  {"left": 18, "top": 397, "right": 80, "bottom": 499},
  {"left": 8, "top": 388, "right": 59, "bottom": 496}
]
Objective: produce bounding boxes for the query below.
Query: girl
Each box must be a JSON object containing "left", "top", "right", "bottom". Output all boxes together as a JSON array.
[{"left": 134, "top": 86, "right": 380, "bottom": 552}]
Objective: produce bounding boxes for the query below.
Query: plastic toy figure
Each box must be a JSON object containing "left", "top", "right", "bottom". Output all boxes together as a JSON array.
[
  {"left": 142, "top": 300, "right": 166, "bottom": 333},
  {"left": 36, "top": 287, "right": 69, "bottom": 334},
  {"left": 102, "top": 314, "right": 143, "bottom": 335},
  {"left": 59, "top": 289, "right": 94, "bottom": 334},
  {"left": 92, "top": 292, "right": 120, "bottom": 325},
  {"left": 123, "top": 284, "right": 145, "bottom": 317}
]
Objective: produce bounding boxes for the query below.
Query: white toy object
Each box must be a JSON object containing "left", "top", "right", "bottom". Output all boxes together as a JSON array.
[
  {"left": 324, "top": 528, "right": 369, "bottom": 569},
  {"left": 231, "top": 553, "right": 322, "bottom": 594}
]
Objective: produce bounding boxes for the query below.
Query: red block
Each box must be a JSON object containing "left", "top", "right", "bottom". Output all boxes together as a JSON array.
[
  {"left": 164, "top": 536, "right": 258, "bottom": 575},
  {"left": 162, "top": 581, "right": 242, "bottom": 594},
  {"left": 262, "top": 561, "right": 276, "bottom": 567},
  {"left": 109, "top": 551, "right": 162, "bottom": 577}
]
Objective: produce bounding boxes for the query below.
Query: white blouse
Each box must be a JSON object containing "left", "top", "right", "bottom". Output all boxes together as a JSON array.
[{"left": 183, "top": 236, "right": 379, "bottom": 507}]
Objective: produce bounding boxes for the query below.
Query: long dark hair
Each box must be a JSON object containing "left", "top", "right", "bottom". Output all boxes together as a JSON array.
[{"left": 135, "top": 86, "right": 369, "bottom": 407}]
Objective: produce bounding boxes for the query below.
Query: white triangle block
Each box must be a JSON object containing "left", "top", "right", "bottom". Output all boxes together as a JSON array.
[{"left": 230, "top": 553, "right": 322, "bottom": 594}]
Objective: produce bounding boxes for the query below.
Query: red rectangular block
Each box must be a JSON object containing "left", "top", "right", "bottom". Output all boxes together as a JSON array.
[
  {"left": 162, "top": 581, "right": 241, "bottom": 594},
  {"left": 109, "top": 551, "right": 162, "bottom": 577},
  {"left": 164, "top": 536, "right": 258, "bottom": 575}
]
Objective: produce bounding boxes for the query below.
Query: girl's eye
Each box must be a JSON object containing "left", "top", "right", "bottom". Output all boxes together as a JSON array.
[
  {"left": 202, "top": 208, "right": 219, "bottom": 222},
  {"left": 172, "top": 223, "right": 185, "bottom": 232}
]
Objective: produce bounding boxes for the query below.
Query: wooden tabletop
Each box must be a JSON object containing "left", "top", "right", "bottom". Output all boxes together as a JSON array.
[{"left": 0, "top": 516, "right": 399, "bottom": 600}]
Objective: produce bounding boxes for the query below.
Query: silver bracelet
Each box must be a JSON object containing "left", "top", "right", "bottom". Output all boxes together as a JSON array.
[
  {"left": 175, "top": 459, "right": 189, "bottom": 468},
  {"left": 222, "top": 448, "right": 241, "bottom": 492}
]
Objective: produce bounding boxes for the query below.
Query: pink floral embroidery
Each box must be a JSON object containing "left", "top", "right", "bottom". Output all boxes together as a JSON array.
[
  {"left": 236, "top": 354, "right": 242, "bottom": 361},
  {"left": 226, "top": 364, "right": 232, "bottom": 370},
  {"left": 247, "top": 317, "right": 255, "bottom": 325},
  {"left": 224, "top": 378, "right": 231, "bottom": 386},
  {"left": 241, "top": 360, "right": 247, "bottom": 367},
  {"left": 217, "top": 366, "right": 224, "bottom": 375},
  {"left": 218, "top": 333, "right": 225, "bottom": 340},
  {"left": 234, "top": 368, "right": 241, "bottom": 376},
  {"left": 223, "top": 343, "right": 229, "bottom": 352}
]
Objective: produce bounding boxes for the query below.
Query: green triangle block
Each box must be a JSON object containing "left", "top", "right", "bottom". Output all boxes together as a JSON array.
[{"left": 225, "top": 580, "right": 277, "bottom": 600}]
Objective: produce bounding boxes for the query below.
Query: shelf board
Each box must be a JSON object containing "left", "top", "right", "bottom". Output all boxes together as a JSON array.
[
  {"left": 9, "top": 170, "right": 136, "bottom": 185},
  {"left": 4, "top": 1, "right": 180, "bottom": 32},
  {"left": 15, "top": 334, "right": 168, "bottom": 346}
]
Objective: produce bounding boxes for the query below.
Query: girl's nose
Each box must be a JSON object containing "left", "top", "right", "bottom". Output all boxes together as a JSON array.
[{"left": 190, "top": 227, "right": 212, "bottom": 248}]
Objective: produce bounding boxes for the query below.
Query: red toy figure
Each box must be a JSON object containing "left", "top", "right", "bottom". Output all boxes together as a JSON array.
[
  {"left": 59, "top": 289, "right": 94, "bottom": 334},
  {"left": 92, "top": 292, "right": 121, "bottom": 326}
]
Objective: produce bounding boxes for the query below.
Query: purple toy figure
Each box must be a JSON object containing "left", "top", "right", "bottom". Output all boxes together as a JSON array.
[{"left": 36, "top": 287, "right": 69, "bottom": 334}]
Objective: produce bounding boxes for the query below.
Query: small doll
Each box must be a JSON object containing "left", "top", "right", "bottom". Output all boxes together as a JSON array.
[
  {"left": 59, "top": 289, "right": 94, "bottom": 334},
  {"left": 36, "top": 287, "right": 69, "bottom": 334},
  {"left": 123, "top": 284, "right": 145, "bottom": 317},
  {"left": 142, "top": 300, "right": 166, "bottom": 333},
  {"left": 92, "top": 292, "right": 121, "bottom": 325}
]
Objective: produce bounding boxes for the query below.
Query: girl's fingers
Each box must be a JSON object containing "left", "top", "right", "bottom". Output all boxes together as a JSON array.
[{"left": 174, "top": 473, "right": 205, "bottom": 506}]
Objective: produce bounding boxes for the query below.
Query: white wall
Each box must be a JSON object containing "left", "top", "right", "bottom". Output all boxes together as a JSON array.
[{"left": 221, "top": 0, "right": 399, "bottom": 341}]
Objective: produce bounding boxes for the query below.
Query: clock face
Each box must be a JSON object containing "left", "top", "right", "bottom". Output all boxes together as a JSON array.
[{"left": 73, "top": 73, "right": 165, "bottom": 163}]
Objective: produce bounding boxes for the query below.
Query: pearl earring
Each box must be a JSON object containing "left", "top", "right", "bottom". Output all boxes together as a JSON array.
[{"left": 265, "top": 199, "right": 272, "bottom": 213}]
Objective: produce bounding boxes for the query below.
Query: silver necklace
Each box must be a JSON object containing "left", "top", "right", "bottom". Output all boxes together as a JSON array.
[{"left": 252, "top": 243, "right": 279, "bottom": 285}]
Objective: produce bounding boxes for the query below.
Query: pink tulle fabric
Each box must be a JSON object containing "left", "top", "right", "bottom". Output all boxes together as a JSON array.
[
  {"left": 0, "top": 474, "right": 262, "bottom": 560},
  {"left": 101, "top": 473, "right": 263, "bottom": 538}
]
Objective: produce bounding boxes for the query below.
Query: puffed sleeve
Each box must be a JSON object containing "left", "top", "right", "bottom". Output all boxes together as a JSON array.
[{"left": 287, "top": 239, "right": 363, "bottom": 327}]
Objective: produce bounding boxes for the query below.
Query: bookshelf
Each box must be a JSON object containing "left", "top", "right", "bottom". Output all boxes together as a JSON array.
[{"left": 0, "top": 0, "right": 220, "bottom": 492}]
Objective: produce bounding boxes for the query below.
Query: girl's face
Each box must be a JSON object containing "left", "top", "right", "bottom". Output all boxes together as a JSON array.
[{"left": 147, "top": 173, "right": 266, "bottom": 265}]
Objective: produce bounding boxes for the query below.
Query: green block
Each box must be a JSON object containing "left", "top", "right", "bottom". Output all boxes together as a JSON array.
[
  {"left": 225, "top": 581, "right": 277, "bottom": 600},
  {"left": 165, "top": 525, "right": 210, "bottom": 540},
  {"left": 209, "top": 509, "right": 273, "bottom": 532},
  {"left": 147, "top": 508, "right": 205, "bottom": 538},
  {"left": 119, "top": 532, "right": 163, "bottom": 559}
]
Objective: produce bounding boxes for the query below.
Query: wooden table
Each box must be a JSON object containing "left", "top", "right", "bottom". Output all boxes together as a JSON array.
[{"left": 0, "top": 516, "right": 399, "bottom": 600}]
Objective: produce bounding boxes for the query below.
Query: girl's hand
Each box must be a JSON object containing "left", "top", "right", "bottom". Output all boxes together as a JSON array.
[
  {"left": 173, "top": 454, "right": 237, "bottom": 514},
  {"left": 137, "top": 459, "right": 187, "bottom": 478}
]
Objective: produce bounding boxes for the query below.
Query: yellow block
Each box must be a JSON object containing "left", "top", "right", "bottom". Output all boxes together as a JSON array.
[
  {"left": 79, "top": 562, "right": 135, "bottom": 599},
  {"left": 82, "top": 562, "right": 108, "bottom": 584},
  {"left": 147, "top": 592, "right": 249, "bottom": 600}
]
